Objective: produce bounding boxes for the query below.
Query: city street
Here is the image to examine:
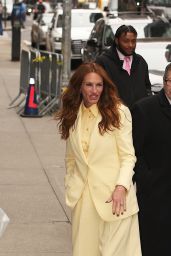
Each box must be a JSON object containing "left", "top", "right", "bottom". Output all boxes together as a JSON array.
[
  {"left": 0, "top": 4, "right": 168, "bottom": 253},
  {"left": 0, "top": 22, "right": 72, "bottom": 255}
]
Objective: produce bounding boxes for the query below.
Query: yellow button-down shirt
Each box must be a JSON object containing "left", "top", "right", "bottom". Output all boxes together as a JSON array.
[{"left": 81, "top": 103, "right": 99, "bottom": 158}]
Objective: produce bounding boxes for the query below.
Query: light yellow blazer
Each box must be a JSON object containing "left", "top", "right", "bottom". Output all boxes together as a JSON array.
[{"left": 65, "top": 104, "right": 139, "bottom": 221}]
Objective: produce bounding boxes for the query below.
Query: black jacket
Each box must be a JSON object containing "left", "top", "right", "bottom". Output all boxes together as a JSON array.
[
  {"left": 131, "top": 89, "right": 171, "bottom": 256},
  {"left": 96, "top": 44, "right": 152, "bottom": 109}
]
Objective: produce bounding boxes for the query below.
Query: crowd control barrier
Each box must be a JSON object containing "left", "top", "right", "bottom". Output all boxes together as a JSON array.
[
  {"left": 9, "top": 50, "right": 30, "bottom": 108},
  {"left": 9, "top": 49, "right": 63, "bottom": 116}
]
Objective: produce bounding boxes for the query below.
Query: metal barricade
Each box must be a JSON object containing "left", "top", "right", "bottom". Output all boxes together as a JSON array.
[
  {"left": 39, "top": 52, "right": 63, "bottom": 115},
  {"left": 17, "top": 49, "right": 40, "bottom": 115},
  {"left": 30, "top": 49, "right": 40, "bottom": 96},
  {"left": 39, "top": 51, "right": 51, "bottom": 107},
  {"left": 9, "top": 49, "right": 30, "bottom": 108},
  {"left": 8, "top": 48, "right": 63, "bottom": 116}
]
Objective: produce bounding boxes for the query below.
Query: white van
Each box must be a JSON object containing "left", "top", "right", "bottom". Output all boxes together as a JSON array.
[
  {"left": 46, "top": 8, "right": 103, "bottom": 60},
  {"left": 2, "top": 0, "right": 13, "bottom": 19}
]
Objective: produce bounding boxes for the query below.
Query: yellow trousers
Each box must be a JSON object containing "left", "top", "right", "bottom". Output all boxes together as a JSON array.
[{"left": 71, "top": 185, "right": 141, "bottom": 256}]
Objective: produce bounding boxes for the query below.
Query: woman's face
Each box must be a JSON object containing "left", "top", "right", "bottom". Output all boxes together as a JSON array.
[{"left": 81, "top": 72, "right": 103, "bottom": 107}]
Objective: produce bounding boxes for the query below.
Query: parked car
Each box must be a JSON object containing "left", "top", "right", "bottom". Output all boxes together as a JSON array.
[
  {"left": 82, "top": 13, "right": 170, "bottom": 92},
  {"left": 165, "top": 43, "right": 171, "bottom": 62},
  {"left": 46, "top": 8, "right": 103, "bottom": 60},
  {"left": 146, "top": 0, "right": 171, "bottom": 22},
  {"left": 149, "top": 71, "right": 163, "bottom": 94},
  {"left": 31, "top": 12, "right": 54, "bottom": 49}
]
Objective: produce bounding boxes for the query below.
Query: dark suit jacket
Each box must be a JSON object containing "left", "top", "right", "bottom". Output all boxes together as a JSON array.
[
  {"left": 96, "top": 44, "right": 152, "bottom": 109},
  {"left": 131, "top": 89, "right": 171, "bottom": 256}
]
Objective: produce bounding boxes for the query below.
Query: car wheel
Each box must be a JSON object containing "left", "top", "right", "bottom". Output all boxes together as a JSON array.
[{"left": 31, "top": 41, "right": 37, "bottom": 48}]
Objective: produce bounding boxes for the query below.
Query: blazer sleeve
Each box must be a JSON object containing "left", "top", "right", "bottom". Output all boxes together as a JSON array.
[
  {"left": 131, "top": 102, "right": 149, "bottom": 185},
  {"left": 115, "top": 106, "right": 136, "bottom": 191},
  {"left": 144, "top": 61, "right": 152, "bottom": 96}
]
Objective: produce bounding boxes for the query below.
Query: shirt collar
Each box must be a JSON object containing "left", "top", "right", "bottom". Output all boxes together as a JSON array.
[
  {"left": 81, "top": 102, "right": 99, "bottom": 117},
  {"left": 116, "top": 48, "right": 133, "bottom": 63},
  {"left": 165, "top": 94, "right": 171, "bottom": 104}
]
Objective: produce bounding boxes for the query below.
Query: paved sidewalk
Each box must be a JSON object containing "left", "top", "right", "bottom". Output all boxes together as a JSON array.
[{"left": 0, "top": 35, "right": 72, "bottom": 255}]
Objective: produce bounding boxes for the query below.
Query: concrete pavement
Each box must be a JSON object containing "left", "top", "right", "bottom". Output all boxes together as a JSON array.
[{"left": 0, "top": 34, "right": 72, "bottom": 255}]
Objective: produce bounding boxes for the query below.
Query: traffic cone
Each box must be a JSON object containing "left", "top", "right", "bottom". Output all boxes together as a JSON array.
[{"left": 20, "top": 78, "right": 42, "bottom": 118}]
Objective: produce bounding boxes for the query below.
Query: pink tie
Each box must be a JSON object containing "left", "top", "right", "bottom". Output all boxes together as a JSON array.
[{"left": 124, "top": 56, "right": 131, "bottom": 75}]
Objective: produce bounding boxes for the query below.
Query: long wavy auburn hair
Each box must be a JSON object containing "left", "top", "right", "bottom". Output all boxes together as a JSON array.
[{"left": 55, "top": 62, "right": 122, "bottom": 139}]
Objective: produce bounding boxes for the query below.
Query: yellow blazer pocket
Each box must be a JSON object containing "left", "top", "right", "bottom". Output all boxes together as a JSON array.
[{"left": 65, "top": 173, "right": 85, "bottom": 209}]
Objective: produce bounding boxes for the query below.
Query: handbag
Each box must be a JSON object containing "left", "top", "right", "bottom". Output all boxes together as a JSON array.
[{"left": 0, "top": 208, "right": 10, "bottom": 237}]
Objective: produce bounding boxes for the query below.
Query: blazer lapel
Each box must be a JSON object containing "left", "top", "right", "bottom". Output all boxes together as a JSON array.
[
  {"left": 158, "top": 89, "right": 171, "bottom": 120},
  {"left": 87, "top": 113, "right": 102, "bottom": 161},
  {"left": 130, "top": 53, "right": 139, "bottom": 73},
  {"left": 70, "top": 107, "right": 88, "bottom": 164}
]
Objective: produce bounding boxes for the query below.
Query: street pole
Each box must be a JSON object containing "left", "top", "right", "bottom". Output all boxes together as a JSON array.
[
  {"left": 4, "top": 0, "right": 7, "bottom": 28},
  {"left": 11, "top": 0, "right": 21, "bottom": 61},
  {"left": 61, "top": 0, "right": 71, "bottom": 94}
]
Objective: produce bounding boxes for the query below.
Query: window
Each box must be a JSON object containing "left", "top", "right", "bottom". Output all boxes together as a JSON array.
[
  {"left": 71, "top": 12, "right": 94, "bottom": 27},
  {"left": 55, "top": 11, "right": 103, "bottom": 28},
  {"left": 144, "top": 19, "right": 171, "bottom": 38},
  {"left": 146, "top": 0, "right": 171, "bottom": 7},
  {"left": 118, "top": 0, "right": 137, "bottom": 12},
  {"left": 90, "top": 13, "right": 103, "bottom": 23},
  {"left": 56, "top": 14, "right": 62, "bottom": 27},
  {"left": 104, "top": 25, "right": 114, "bottom": 46},
  {"left": 90, "top": 19, "right": 105, "bottom": 39}
]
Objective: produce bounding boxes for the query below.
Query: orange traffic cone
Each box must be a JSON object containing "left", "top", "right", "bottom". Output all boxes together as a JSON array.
[{"left": 20, "top": 78, "right": 42, "bottom": 117}]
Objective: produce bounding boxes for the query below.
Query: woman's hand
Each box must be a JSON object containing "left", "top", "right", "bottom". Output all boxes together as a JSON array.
[{"left": 106, "top": 185, "right": 127, "bottom": 216}]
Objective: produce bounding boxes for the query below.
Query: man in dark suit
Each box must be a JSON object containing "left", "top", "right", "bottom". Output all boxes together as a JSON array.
[
  {"left": 131, "top": 63, "right": 171, "bottom": 256},
  {"left": 96, "top": 25, "right": 152, "bottom": 109}
]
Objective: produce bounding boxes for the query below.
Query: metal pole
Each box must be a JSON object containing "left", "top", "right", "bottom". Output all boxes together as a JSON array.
[
  {"left": 4, "top": 0, "right": 7, "bottom": 28},
  {"left": 61, "top": 0, "right": 71, "bottom": 93}
]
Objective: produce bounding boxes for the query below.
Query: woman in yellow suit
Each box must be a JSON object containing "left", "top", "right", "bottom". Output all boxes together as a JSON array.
[{"left": 56, "top": 63, "right": 141, "bottom": 256}]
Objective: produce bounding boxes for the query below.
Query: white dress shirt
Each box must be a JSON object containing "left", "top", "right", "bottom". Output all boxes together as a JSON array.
[{"left": 116, "top": 48, "right": 133, "bottom": 70}]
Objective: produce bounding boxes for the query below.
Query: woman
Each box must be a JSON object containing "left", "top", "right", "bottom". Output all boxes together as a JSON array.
[{"left": 56, "top": 63, "right": 141, "bottom": 256}]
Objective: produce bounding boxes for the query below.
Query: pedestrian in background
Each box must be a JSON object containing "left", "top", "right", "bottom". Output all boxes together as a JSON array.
[
  {"left": 20, "top": 0, "right": 26, "bottom": 28},
  {"left": 131, "top": 63, "right": 171, "bottom": 256},
  {"left": 11, "top": 0, "right": 25, "bottom": 28},
  {"left": 56, "top": 62, "right": 141, "bottom": 256},
  {"left": 0, "top": 1, "right": 3, "bottom": 35},
  {"left": 96, "top": 25, "right": 152, "bottom": 109},
  {"left": 33, "top": 0, "right": 45, "bottom": 20}
]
